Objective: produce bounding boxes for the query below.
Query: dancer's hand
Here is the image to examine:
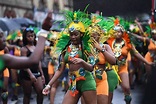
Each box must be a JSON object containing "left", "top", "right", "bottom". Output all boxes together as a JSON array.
[
  {"left": 38, "top": 11, "right": 52, "bottom": 38},
  {"left": 70, "top": 57, "right": 84, "bottom": 64},
  {"left": 147, "top": 62, "right": 155, "bottom": 66},
  {"left": 42, "top": 85, "right": 51, "bottom": 95},
  {"left": 91, "top": 38, "right": 102, "bottom": 51},
  {"left": 42, "top": 11, "right": 53, "bottom": 31}
]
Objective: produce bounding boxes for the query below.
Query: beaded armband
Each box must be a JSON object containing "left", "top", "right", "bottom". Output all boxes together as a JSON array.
[{"left": 37, "top": 29, "right": 49, "bottom": 38}]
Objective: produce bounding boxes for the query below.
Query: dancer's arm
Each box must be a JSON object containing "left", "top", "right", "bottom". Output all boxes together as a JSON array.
[{"left": 1, "top": 12, "right": 52, "bottom": 70}]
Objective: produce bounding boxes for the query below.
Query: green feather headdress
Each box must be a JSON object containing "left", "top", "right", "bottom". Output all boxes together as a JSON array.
[
  {"left": 89, "top": 15, "right": 115, "bottom": 43},
  {"left": 103, "top": 16, "right": 142, "bottom": 46},
  {"left": 145, "top": 25, "right": 152, "bottom": 38},
  {"left": 6, "top": 30, "right": 22, "bottom": 41},
  {"left": 54, "top": 10, "right": 92, "bottom": 56}
]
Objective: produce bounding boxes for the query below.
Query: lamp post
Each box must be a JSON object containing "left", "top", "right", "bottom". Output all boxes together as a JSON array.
[
  {"left": 151, "top": 0, "right": 155, "bottom": 22},
  {"left": 154, "top": 0, "right": 156, "bottom": 22}
]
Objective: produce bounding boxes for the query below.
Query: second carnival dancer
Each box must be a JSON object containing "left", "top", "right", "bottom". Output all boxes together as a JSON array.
[{"left": 81, "top": 15, "right": 116, "bottom": 104}]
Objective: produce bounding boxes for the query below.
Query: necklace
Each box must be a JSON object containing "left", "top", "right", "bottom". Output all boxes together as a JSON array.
[
  {"left": 112, "top": 39, "right": 125, "bottom": 58},
  {"left": 68, "top": 44, "right": 81, "bottom": 58}
]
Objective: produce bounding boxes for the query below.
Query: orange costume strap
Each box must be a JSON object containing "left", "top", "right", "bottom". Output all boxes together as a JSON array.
[
  {"left": 97, "top": 52, "right": 106, "bottom": 64},
  {"left": 148, "top": 39, "right": 156, "bottom": 51},
  {"left": 14, "top": 47, "right": 21, "bottom": 56},
  {"left": 0, "top": 50, "right": 4, "bottom": 55}
]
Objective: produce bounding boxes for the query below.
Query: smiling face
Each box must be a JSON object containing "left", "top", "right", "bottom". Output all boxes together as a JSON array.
[
  {"left": 0, "top": 32, "right": 6, "bottom": 51},
  {"left": 69, "top": 30, "right": 82, "bottom": 45}
]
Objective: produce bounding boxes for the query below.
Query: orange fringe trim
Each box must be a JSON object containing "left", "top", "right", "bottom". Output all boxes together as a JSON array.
[{"left": 70, "top": 90, "right": 79, "bottom": 97}]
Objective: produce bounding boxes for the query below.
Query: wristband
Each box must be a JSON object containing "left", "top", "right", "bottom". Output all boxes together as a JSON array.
[
  {"left": 46, "top": 84, "right": 51, "bottom": 89},
  {"left": 100, "top": 48, "right": 105, "bottom": 53},
  {"left": 37, "top": 29, "right": 49, "bottom": 38},
  {"left": 39, "top": 33, "right": 48, "bottom": 38}
]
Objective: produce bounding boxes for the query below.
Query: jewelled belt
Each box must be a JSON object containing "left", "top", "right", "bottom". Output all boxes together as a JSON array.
[
  {"left": 95, "top": 69, "right": 104, "bottom": 80},
  {"left": 69, "top": 68, "right": 86, "bottom": 97},
  {"left": 93, "top": 66, "right": 104, "bottom": 80}
]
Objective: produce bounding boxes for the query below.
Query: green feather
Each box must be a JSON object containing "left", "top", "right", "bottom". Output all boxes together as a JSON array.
[
  {"left": 34, "top": 27, "right": 39, "bottom": 34},
  {"left": 82, "top": 31, "right": 91, "bottom": 53},
  {"left": 145, "top": 25, "right": 151, "bottom": 38},
  {"left": 55, "top": 9, "right": 92, "bottom": 53},
  {"left": 0, "top": 57, "right": 4, "bottom": 71},
  {"left": 11, "top": 32, "right": 18, "bottom": 40},
  {"left": 55, "top": 33, "right": 70, "bottom": 54}
]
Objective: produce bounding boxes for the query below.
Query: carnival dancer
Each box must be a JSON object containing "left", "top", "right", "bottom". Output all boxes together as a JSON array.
[
  {"left": 42, "top": 11, "right": 97, "bottom": 104},
  {"left": 95, "top": 15, "right": 119, "bottom": 104},
  {"left": 89, "top": 16, "right": 117, "bottom": 104},
  {"left": 81, "top": 15, "right": 116, "bottom": 104},
  {"left": 106, "top": 18, "right": 153, "bottom": 104}
]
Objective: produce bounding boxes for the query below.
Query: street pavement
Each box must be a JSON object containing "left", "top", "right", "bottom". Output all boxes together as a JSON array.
[
  {"left": 112, "top": 85, "right": 143, "bottom": 104},
  {"left": 7, "top": 83, "right": 144, "bottom": 104}
]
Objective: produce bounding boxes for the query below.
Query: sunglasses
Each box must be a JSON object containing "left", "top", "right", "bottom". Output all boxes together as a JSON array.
[{"left": 25, "top": 27, "right": 34, "bottom": 32}]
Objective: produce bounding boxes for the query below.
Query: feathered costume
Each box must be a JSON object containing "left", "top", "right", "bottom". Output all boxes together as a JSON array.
[
  {"left": 53, "top": 10, "right": 96, "bottom": 97},
  {"left": 144, "top": 22, "right": 156, "bottom": 65},
  {"left": 88, "top": 15, "right": 120, "bottom": 94},
  {"left": 106, "top": 17, "right": 135, "bottom": 103}
]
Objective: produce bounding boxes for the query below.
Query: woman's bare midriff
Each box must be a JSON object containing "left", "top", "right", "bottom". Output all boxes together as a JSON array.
[{"left": 68, "top": 63, "right": 84, "bottom": 71}]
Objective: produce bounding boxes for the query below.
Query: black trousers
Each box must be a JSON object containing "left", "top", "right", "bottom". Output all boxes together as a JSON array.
[{"left": 42, "top": 67, "right": 49, "bottom": 85}]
